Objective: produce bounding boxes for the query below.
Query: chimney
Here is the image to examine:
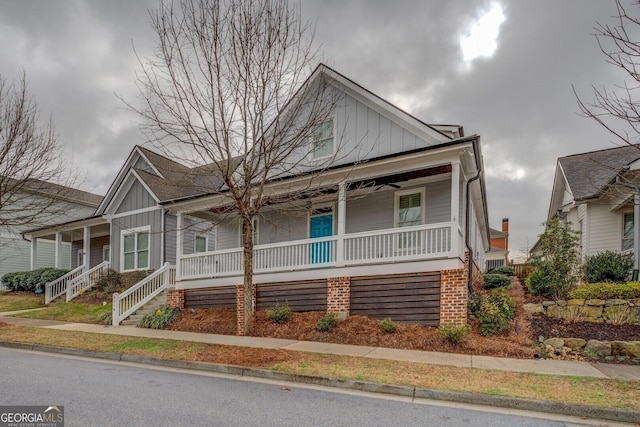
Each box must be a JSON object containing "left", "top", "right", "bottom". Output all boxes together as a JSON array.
[{"left": 502, "top": 218, "right": 509, "bottom": 233}]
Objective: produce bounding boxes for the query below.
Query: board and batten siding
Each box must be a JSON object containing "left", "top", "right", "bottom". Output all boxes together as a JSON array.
[
  {"left": 115, "top": 180, "right": 157, "bottom": 214},
  {"left": 110, "top": 209, "right": 163, "bottom": 271}
]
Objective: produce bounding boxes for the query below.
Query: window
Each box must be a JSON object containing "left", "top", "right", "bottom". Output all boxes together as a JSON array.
[
  {"left": 623, "top": 212, "right": 634, "bottom": 251},
  {"left": 240, "top": 218, "right": 259, "bottom": 246},
  {"left": 194, "top": 235, "right": 207, "bottom": 253},
  {"left": 103, "top": 245, "right": 111, "bottom": 262},
  {"left": 395, "top": 189, "right": 425, "bottom": 249},
  {"left": 312, "top": 118, "right": 334, "bottom": 159},
  {"left": 122, "top": 228, "right": 149, "bottom": 271}
]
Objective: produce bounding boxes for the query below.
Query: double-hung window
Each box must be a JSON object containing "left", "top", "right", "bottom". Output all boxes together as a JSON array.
[
  {"left": 195, "top": 235, "right": 207, "bottom": 253},
  {"left": 623, "top": 212, "right": 634, "bottom": 251},
  {"left": 395, "top": 189, "right": 425, "bottom": 249},
  {"left": 240, "top": 218, "right": 260, "bottom": 246},
  {"left": 312, "top": 118, "right": 334, "bottom": 159},
  {"left": 122, "top": 227, "right": 149, "bottom": 271}
]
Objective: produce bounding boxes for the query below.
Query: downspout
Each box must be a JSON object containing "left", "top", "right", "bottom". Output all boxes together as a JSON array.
[
  {"left": 615, "top": 176, "right": 640, "bottom": 279},
  {"left": 465, "top": 138, "right": 482, "bottom": 294}
]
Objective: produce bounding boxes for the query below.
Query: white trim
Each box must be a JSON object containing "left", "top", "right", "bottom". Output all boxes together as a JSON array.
[
  {"left": 77, "top": 249, "right": 84, "bottom": 269},
  {"left": 311, "top": 115, "right": 336, "bottom": 161},
  {"left": 103, "top": 245, "right": 111, "bottom": 262},
  {"left": 238, "top": 217, "right": 260, "bottom": 246},
  {"left": 307, "top": 203, "right": 335, "bottom": 238},
  {"left": 110, "top": 205, "right": 163, "bottom": 219},
  {"left": 103, "top": 169, "right": 160, "bottom": 215},
  {"left": 120, "top": 225, "right": 151, "bottom": 272},
  {"left": 137, "top": 149, "right": 165, "bottom": 179}
]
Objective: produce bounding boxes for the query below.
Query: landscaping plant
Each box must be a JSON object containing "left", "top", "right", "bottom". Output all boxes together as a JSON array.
[
  {"left": 267, "top": 301, "right": 292, "bottom": 323},
  {"left": 583, "top": 250, "right": 633, "bottom": 284},
  {"left": 482, "top": 273, "right": 511, "bottom": 289},
  {"left": 316, "top": 312, "right": 337, "bottom": 331},
  {"left": 378, "top": 317, "right": 397, "bottom": 333},
  {"left": 138, "top": 306, "right": 178, "bottom": 329},
  {"left": 438, "top": 323, "right": 470, "bottom": 344},
  {"left": 567, "top": 281, "right": 640, "bottom": 300},
  {"left": 487, "top": 266, "right": 515, "bottom": 276},
  {"left": 1, "top": 268, "right": 69, "bottom": 292},
  {"left": 469, "top": 288, "right": 516, "bottom": 337}
]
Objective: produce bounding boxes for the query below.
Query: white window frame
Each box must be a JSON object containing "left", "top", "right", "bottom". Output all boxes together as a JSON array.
[
  {"left": 623, "top": 211, "right": 634, "bottom": 252},
  {"left": 311, "top": 116, "right": 336, "bottom": 160},
  {"left": 77, "top": 249, "right": 84, "bottom": 268},
  {"left": 194, "top": 235, "right": 208, "bottom": 253},
  {"left": 239, "top": 218, "right": 260, "bottom": 246},
  {"left": 394, "top": 188, "right": 426, "bottom": 228},
  {"left": 103, "top": 245, "right": 111, "bottom": 263},
  {"left": 307, "top": 203, "right": 336, "bottom": 237},
  {"left": 120, "top": 226, "right": 151, "bottom": 272}
]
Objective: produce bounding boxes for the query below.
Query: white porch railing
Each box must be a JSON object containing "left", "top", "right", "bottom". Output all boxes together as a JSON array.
[
  {"left": 66, "top": 261, "right": 110, "bottom": 302},
  {"left": 45, "top": 265, "right": 84, "bottom": 304},
  {"left": 112, "top": 262, "right": 176, "bottom": 326},
  {"left": 180, "top": 222, "right": 454, "bottom": 281}
]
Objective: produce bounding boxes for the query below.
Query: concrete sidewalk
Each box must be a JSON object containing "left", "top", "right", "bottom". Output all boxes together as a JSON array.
[{"left": 2, "top": 313, "right": 639, "bottom": 381}]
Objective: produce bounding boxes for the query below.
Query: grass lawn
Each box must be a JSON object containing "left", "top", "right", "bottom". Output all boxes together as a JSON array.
[
  {"left": 0, "top": 292, "right": 45, "bottom": 312},
  {"left": 11, "top": 302, "right": 111, "bottom": 324},
  {"left": 0, "top": 324, "right": 638, "bottom": 410}
]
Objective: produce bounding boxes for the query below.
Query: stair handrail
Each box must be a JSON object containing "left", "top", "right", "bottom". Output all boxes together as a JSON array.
[
  {"left": 66, "top": 261, "right": 110, "bottom": 302},
  {"left": 112, "top": 262, "right": 176, "bottom": 326},
  {"left": 45, "top": 265, "right": 84, "bottom": 304}
]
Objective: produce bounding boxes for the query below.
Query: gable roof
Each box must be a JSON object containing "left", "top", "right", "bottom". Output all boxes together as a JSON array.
[
  {"left": 559, "top": 144, "right": 640, "bottom": 201},
  {"left": 5, "top": 177, "right": 102, "bottom": 208}
]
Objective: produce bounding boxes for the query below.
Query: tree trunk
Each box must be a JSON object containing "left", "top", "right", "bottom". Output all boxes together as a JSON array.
[{"left": 242, "top": 217, "right": 254, "bottom": 334}]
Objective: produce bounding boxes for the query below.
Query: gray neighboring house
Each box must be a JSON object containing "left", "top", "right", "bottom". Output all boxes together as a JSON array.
[
  {"left": 543, "top": 145, "right": 640, "bottom": 262},
  {"left": 0, "top": 179, "right": 102, "bottom": 279}
]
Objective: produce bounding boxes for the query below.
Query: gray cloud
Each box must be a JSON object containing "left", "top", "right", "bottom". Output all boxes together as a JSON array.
[{"left": 0, "top": 0, "right": 630, "bottom": 260}]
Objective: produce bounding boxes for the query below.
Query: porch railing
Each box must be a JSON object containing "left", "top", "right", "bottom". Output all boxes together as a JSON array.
[
  {"left": 180, "top": 222, "right": 454, "bottom": 281},
  {"left": 66, "top": 261, "right": 110, "bottom": 302},
  {"left": 112, "top": 262, "right": 176, "bottom": 326},
  {"left": 45, "top": 265, "right": 84, "bottom": 304}
]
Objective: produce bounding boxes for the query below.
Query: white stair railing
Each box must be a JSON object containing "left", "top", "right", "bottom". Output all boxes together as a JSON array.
[
  {"left": 112, "top": 263, "right": 176, "bottom": 326},
  {"left": 45, "top": 265, "right": 84, "bottom": 304},
  {"left": 66, "top": 261, "right": 110, "bottom": 302}
]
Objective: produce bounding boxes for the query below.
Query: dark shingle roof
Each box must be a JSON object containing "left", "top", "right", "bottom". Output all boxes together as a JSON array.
[
  {"left": 11, "top": 178, "right": 102, "bottom": 207},
  {"left": 559, "top": 145, "right": 640, "bottom": 200}
]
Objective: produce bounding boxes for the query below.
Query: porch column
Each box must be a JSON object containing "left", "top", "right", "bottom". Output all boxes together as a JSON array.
[
  {"left": 176, "top": 212, "right": 184, "bottom": 279},
  {"left": 30, "top": 238, "right": 37, "bottom": 270},
  {"left": 83, "top": 226, "right": 91, "bottom": 269},
  {"left": 450, "top": 162, "right": 461, "bottom": 257},
  {"left": 336, "top": 182, "right": 346, "bottom": 267},
  {"left": 54, "top": 232, "right": 63, "bottom": 268}
]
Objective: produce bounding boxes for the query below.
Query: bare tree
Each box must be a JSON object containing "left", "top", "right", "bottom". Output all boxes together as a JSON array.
[
  {"left": 129, "top": 0, "right": 339, "bottom": 333},
  {"left": 575, "top": 0, "right": 640, "bottom": 145},
  {"left": 0, "top": 72, "right": 78, "bottom": 243}
]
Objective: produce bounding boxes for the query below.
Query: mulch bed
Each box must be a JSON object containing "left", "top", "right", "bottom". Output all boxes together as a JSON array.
[{"left": 529, "top": 314, "right": 640, "bottom": 342}]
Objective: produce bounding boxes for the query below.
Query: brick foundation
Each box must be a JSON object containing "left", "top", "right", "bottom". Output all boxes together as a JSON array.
[
  {"left": 439, "top": 253, "right": 469, "bottom": 326},
  {"left": 327, "top": 277, "right": 350, "bottom": 317},
  {"left": 166, "top": 288, "right": 185, "bottom": 309},
  {"left": 236, "top": 284, "right": 256, "bottom": 336}
]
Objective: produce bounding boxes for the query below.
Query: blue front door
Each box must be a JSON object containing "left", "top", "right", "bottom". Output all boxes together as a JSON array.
[{"left": 310, "top": 214, "right": 333, "bottom": 264}]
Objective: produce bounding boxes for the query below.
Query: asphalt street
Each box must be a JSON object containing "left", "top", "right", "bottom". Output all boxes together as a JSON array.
[{"left": 0, "top": 348, "right": 630, "bottom": 427}]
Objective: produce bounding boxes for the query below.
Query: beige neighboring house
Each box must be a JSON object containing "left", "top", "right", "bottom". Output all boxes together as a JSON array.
[{"left": 0, "top": 179, "right": 102, "bottom": 280}]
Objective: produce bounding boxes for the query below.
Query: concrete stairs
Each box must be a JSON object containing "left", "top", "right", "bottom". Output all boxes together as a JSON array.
[{"left": 120, "top": 290, "right": 168, "bottom": 326}]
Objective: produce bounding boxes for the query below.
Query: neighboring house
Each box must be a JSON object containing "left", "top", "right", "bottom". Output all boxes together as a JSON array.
[
  {"left": 0, "top": 179, "right": 102, "bottom": 278},
  {"left": 26, "top": 64, "right": 491, "bottom": 329},
  {"left": 485, "top": 218, "right": 509, "bottom": 270},
  {"left": 544, "top": 145, "right": 640, "bottom": 264}
]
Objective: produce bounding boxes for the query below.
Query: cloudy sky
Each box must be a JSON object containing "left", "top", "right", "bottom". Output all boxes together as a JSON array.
[{"left": 0, "top": 1, "right": 629, "bottom": 261}]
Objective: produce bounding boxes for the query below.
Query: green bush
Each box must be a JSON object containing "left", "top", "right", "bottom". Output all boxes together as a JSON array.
[
  {"left": 583, "top": 251, "right": 633, "bottom": 284},
  {"left": 487, "top": 266, "right": 514, "bottom": 276},
  {"left": 138, "top": 306, "right": 178, "bottom": 329},
  {"left": 1, "top": 268, "right": 70, "bottom": 292},
  {"left": 469, "top": 288, "right": 515, "bottom": 337},
  {"left": 378, "top": 317, "right": 397, "bottom": 333},
  {"left": 567, "top": 282, "right": 640, "bottom": 300},
  {"left": 267, "top": 301, "right": 292, "bottom": 323},
  {"left": 316, "top": 313, "right": 337, "bottom": 331},
  {"left": 97, "top": 311, "right": 113, "bottom": 325},
  {"left": 438, "top": 323, "right": 470, "bottom": 344},
  {"left": 526, "top": 268, "right": 554, "bottom": 297},
  {"left": 94, "top": 269, "right": 122, "bottom": 293},
  {"left": 483, "top": 273, "right": 511, "bottom": 289}
]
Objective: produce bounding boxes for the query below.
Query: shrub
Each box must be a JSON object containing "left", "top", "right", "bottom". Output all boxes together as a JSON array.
[
  {"left": 316, "top": 313, "right": 337, "bottom": 331},
  {"left": 138, "top": 306, "right": 178, "bottom": 329},
  {"left": 483, "top": 273, "right": 511, "bottom": 289},
  {"left": 469, "top": 288, "right": 515, "bottom": 337},
  {"left": 98, "top": 311, "right": 113, "bottom": 325},
  {"left": 438, "top": 323, "right": 470, "bottom": 344},
  {"left": 487, "top": 266, "right": 514, "bottom": 276},
  {"left": 267, "top": 301, "right": 292, "bottom": 323},
  {"left": 94, "top": 269, "right": 122, "bottom": 293},
  {"left": 1, "top": 268, "right": 69, "bottom": 292},
  {"left": 567, "top": 281, "right": 640, "bottom": 300},
  {"left": 583, "top": 251, "right": 633, "bottom": 284},
  {"left": 526, "top": 268, "right": 555, "bottom": 297},
  {"left": 378, "top": 317, "right": 397, "bottom": 333}
]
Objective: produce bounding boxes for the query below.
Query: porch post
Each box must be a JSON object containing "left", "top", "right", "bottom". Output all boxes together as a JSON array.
[
  {"left": 176, "top": 212, "right": 184, "bottom": 279},
  {"left": 336, "top": 182, "right": 346, "bottom": 267},
  {"left": 30, "top": 238, "right": 37, "bottom": 270},
  {"left": 450, "top": 162, "right": 461, "bottom": 257},
  {"left": 54, "top": 232, "right": 63, "bottom": 268},
  {"left": 83, "top": 226, "right": 91, "bottom": 269}
]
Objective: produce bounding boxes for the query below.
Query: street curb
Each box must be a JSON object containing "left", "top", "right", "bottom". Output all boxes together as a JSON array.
[{"left": 1, "top": 340, "right": 638, "bottom": 424}]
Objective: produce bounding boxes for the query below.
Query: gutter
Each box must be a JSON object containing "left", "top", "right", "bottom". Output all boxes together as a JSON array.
[{"left": 465, "top": 137, "right": 483, "bottom": 295}]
